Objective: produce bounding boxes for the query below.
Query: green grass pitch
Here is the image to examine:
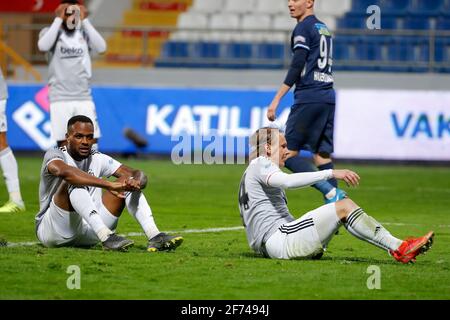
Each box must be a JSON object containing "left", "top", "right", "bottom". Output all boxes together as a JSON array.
[{"left": 0, "top": 157, "right": 449, "bottom": 299}]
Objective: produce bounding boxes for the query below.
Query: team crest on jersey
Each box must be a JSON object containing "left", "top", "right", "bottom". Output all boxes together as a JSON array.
[{"left": 315, "top": 23, "right": 331, "bottom": 36}]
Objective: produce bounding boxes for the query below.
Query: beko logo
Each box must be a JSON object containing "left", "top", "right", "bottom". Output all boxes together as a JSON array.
[{"left": 60, "top": 47, "right": 84, "bottom": 56}]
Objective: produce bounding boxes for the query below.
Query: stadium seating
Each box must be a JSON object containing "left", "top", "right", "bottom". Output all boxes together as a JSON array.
[
  {"left": 315, "top": 0, "right": 351, "bottom": 17},
  {"left": 154, "top": 0, "right": 449, "bottom": 72},
  {"left": 170, "top": 12, "right": 208, "bottom": 41},
  {"left": 435, "top": 37, "right": 450, "bottom": 72},
  {"left": 254, "top": 0, "right": 287, "bottom": 15},
  {"left": 223, "top": 0, "right": 254, "bottom": 14},
  {"left": 269, "top": 14, "right": 296, "bottom": 42},
  {"left": 351, "top": 0, "right": 379, "bottom": 13},
  {"left": 378, "top": 0, "right": 409, "bottom": 15},
  {"left": 408, "top": 0, "right": 444, "bottom": 16},
  {"left": 239, "top": 14, "right": 272, "bottom": 42},
  {"left": 206, "top": 13, "right": 241, "bottom": 42},
  {"left": 403, "top": 16, "right": 436, "bottom": 30},
  {"left": 436, "top": 16, "right": 450, "bottom": 29},
  {"left": 189, "top": 0, "right": 221, "bottom": 14}
]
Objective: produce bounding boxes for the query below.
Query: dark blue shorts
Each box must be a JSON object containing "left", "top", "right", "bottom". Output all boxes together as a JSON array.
[{"left": 285, "top": 102, "right": 335, "bottom": 154}]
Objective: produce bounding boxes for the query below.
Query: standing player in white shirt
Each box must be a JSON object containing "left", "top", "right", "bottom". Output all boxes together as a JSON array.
[
  {"left": 37, "top": 0, "right": 105, "bottom": 147},
  {"left": 36, "top": 115, "right": 183, "bottom": 252},
  {"left": 238, "top": 127, "right": 434, "bottom": 263},
  {"left": 0, "top": 70, "right": 25, "bottom": 213}
]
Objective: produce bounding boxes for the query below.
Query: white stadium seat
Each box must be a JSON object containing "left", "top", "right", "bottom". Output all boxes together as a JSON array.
[
  {"left": 205, "top": 13, "right": 241, "bottom": 42},
  {"left": 272, "top": 13, "right": 297, "bottom": 31},
  {"left": 190, "top": 0, "right": 222, "bottom": 14},
  {"left": 224, "top": 0, "right": 255, "bottom": 14},
  {"left": 171, "top": 12, "right": 209, "bottom": 41},
  {"left": 255, "top": 0, "right": 288, "bottom": 15},
  {"left": 239, "top": 14, "right": 272, "bottom": 42},
  {"left": 315, "top": 0, "right": 351, "bottom": 17},
  {"left": 267, "top": 14, "right": 297, "bottom": 42}
]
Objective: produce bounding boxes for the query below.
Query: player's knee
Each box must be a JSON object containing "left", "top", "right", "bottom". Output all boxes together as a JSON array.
[{"left": 335, "top": 198, "right": 358, "bottom": 220}]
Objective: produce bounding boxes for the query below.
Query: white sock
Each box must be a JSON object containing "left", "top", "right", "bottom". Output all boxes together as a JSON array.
[
  {"left": 0, "top": 147, "right": 23, "bottom": 206},
  {"left": 344, "top": 208, "right": 403, "bottom": 251},
  {"left": 126, "top": 191, "right": 160, "bottom": 240},
  {"left": 69, "top": 187, "right": 112, "bottom": 242}
]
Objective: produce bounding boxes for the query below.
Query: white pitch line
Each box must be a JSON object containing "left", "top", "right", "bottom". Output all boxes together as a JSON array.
[
  {"left": 4, "top": 222, "right": 449, "bottom": 248},
  {"left": 4, "top": 226, "right": 245, "bottom": 247},
  {"left": 122, "top": 226, "right": 244, "bottom": 237}
]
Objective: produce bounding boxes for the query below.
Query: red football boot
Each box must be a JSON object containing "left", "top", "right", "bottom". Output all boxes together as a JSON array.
[{"left": 390, "top": 231, "right": 434, "bottom": 264}]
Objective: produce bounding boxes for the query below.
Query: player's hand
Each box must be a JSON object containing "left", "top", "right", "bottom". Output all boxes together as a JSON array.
[
  {"left": 332, "top": 169, "right": 360, "bottom": 187},
  {"left": 109, "top": 180, "right": 140, "bottom": 198},
  {"left": 79, "top": 5, "right": 88, "bottom": 20},
  {"left": 55, "top": 4, "right": 69, "bottom": 19},
  {"left": 267, "top": 102, "right": 278, "bottom": 122},
  {"left": 124, "top": 176, "right": 141, "bottom": 190}
]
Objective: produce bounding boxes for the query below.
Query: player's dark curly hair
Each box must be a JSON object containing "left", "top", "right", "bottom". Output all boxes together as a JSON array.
[
  {"left": 67, "top": 115, "right": 93, "bottom": 133},
  {"left": 249, "top": 127, "right": 280, "bottom": 161}
]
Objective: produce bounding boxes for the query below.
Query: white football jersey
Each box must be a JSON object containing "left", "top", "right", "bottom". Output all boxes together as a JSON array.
[
  {"left": 35, "top": 146, "right": 122, "bottom": 229},
  {"left": 40, "top": 27, "right": 92, "bottom": 103},
  {"left": 238, "top": 156, "right": 295, "bottom": 255}
]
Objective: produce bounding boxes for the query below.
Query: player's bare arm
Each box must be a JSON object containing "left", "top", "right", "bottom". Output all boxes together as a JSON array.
[
  {"left": 47, "top": 159, "right": 138, "bottom": 193},
  {"left": 267, "top": 84, "right": 291, "bottom": 121}
]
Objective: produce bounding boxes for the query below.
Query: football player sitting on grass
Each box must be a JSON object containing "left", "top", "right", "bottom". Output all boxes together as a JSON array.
[
  {"left": 35, "top": 115, "right": 183, "bottom": 252},
  {"left": 238, "top": 127, "right": 434, "bottom": 263}
]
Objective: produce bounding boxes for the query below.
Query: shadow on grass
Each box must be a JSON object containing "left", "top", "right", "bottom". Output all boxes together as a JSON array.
[{"left": 235, "top": 251, "right": 397, "bottom": 265}]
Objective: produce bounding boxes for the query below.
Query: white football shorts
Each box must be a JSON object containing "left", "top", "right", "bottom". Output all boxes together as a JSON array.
[
  {"left": 0, "top": 99, "right": 7, "bottom": 132},
  {"left": 50, "top": 100, "right": 101, "bottom": 141},
  {"left": 264, "top": 203, "right": 341, "bottom": 259},
  {"left": 37, "top": 197, "right": 118, "bottom": 248}
]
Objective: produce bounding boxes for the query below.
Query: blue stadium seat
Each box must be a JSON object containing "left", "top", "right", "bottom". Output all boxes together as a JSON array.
[
  {"left": 351, "top": 0, "right": 380, "bottom": 13},
  {"left": 403, "top": 16, "right": 434, "bottom": 30},
  {"left": 226, "top": 43, "right": 253, "bottom": 59},
  {"left": 442, "top": 0, "right": 450, "bottom": 16},
  {"left": 435, "top": 38, "right": 450, "bottom": 62},
  {"left": 161, "top": 41, "right": 189, "bottom": 58},
  {"left": 382, "top": 16, "right": 400, "bottom": 29},
  {"left": 435, "top": 38, "right": 450, "bottom": 72},
  {"left": 257, "top": 43, "right": 285, "bottom": 60},
  {"left": 409, "top": 0, "right": 444, "bottom": 16},
  {"left": 337, "top": 14, "right": 367, "bottom": 29},
  {"left": 361, "top": 36, "right": 385, "bottom": 61},
  {"left": 333, "top": 35, "right": 362, "bottom": 62},
  {"left": 385, "top": 37, "right": 430, "bottom": 72},
  {"left": 436, "top": 16, "right": 450, "bottom": 29},
  {"left": 195, "top": 42, "right": 221, "bottom": 59},
  {"left": 379, "top": 0, "right": 409, "bottom": 15}
]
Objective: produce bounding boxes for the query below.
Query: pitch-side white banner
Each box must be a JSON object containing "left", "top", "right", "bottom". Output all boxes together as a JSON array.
[{"left": 334, "top": 90, "right": 450, "bottom": 161}]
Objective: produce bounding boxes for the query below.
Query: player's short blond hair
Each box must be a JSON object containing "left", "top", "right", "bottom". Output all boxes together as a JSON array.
[{"left": 249, "top": 127, "right": 281, "bottom": 161}]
